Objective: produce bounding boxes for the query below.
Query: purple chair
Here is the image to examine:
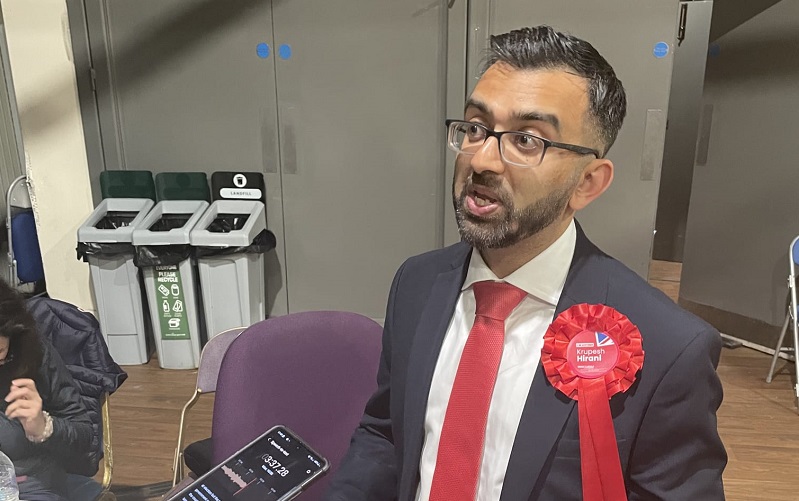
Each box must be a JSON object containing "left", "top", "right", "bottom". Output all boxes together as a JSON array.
[
  {"left": 211, "top": 311, "right": 382, "bottom": 500},
  {"left": 173, "top": 327, "right": 247, "bottom": 486}
]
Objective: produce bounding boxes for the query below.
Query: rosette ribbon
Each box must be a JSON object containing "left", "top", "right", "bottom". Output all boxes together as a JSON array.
[{"left": 541, "top": 303, "right": 645, "bottom": 501}]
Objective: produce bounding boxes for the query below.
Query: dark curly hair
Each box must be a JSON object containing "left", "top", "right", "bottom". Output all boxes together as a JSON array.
[
  {"left": 484, "top": 26, "right": 627, "bottom": 157},
  {"left": 0, "top": 280, "right": 43, "bottom": 384}
]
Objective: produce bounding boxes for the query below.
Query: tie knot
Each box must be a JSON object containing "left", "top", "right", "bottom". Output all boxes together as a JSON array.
[{"left": 472, "top": 281, "right": 527, "bottom": 321}]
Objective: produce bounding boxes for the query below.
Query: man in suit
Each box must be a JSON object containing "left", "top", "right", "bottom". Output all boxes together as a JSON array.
[{"left": 325, "top": 25, "right": 726, "bottom": 501}]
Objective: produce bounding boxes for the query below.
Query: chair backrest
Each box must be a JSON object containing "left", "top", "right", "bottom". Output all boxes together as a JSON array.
[
  {"left": 196, "top": 327, "right": 246, "bottom": 393},
  {"left": 10, "top": 210, "right": 44, "bottom": 283},
  {"left": 211, "top": 311, "right": 382, "bottom": 500},
  {"left": 788, "top": 237, "right": 799, "bottom": 317},
  {"left": 6, "top": 176, "right": 44, "bottom": 285},
  {"left": 7, "top": 175, "right": 31, "bottom": 211},
  {"left": 791, "top": 236, "right": 799, "bottom": 270}
]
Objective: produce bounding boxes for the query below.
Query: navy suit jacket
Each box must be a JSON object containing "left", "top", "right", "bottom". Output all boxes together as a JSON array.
[{"left": 325, "top": 225, "right": 727, "bottom": 500}]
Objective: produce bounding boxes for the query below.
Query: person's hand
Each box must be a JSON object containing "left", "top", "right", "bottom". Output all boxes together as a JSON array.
[{"left": 5, "top": 379, "right": 46, "bottom": 438}]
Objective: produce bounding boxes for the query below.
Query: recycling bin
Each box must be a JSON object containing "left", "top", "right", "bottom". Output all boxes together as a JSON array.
[
  {"left": 132, "top": 200, "right": 209, "bottom": 369},
  {"left": 190, "top": 200, "right": 274, "bottom": 338},
  {"left": 77, "top": 198, "right": 155, "bottom": 365}
]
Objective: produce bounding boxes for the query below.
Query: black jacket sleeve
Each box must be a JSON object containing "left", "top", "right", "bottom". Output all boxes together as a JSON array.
[
  {"left": 36, "top": 341, "right": 95, "bottom": 471},
  {"left": 627, "top": 329, "right": 727, "bottom": 500}
]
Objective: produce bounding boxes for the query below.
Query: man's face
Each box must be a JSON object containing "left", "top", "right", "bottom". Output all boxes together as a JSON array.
[{"left": 453, "top": 63, "right": 595, "bottom": 249}]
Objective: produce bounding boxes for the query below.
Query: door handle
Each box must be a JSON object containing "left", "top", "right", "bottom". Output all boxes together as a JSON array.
[
  {"left": 677, "top": 3, "right": 688, "bottom": 46},
  {"left": 280, "top": 108, "right": 297, "bottom": 175}
]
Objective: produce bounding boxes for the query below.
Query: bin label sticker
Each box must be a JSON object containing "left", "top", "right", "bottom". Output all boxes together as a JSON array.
[
  {"left": 220, "top": 187, "right": 262, "bottom": 200},
  {"left": 154, "top": 265, "right": 190, "bottom": 340}
]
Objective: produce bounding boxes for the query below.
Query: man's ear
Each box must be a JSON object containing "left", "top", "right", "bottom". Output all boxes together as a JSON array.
[{"left": 569, "top": 158, "right": 614, "bottom": 212}]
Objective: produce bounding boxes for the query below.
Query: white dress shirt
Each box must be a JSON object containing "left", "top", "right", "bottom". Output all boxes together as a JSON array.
[{"left": 415, "top": 220, "right": 576, "bottom": 501}]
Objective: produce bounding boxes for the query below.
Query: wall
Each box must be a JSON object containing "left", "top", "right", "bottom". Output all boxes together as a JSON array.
[
  {"left": 679, "top": 0, "right": 799, "bottom": 347},
  {"left": 0, "top": 0, "right": 95, "bottom": 313}
]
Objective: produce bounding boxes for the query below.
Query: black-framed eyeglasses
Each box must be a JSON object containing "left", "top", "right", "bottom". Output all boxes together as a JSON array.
[{"left": 445, "top": 120, "right": 601, "bottom": 167}]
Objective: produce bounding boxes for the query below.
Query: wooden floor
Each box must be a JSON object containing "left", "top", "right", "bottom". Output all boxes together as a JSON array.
[{"left": 99, "top": 261, "right": 799, "bottom": 500}]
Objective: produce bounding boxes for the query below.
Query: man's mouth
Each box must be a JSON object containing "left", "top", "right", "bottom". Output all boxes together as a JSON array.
[
  {"left": 465, "top": 186, "right": 503, "bottom": 217},
  {"left": 473, "top": 192, "right": 497, "bottom": 207}
]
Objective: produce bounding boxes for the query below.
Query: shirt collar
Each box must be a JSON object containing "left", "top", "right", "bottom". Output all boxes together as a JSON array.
[{"left": 462, "top": 220, "right": 577, "bottom": 306}]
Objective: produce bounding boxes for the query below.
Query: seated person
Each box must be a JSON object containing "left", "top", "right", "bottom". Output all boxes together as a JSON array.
[
  {"left": 325, "top": 25, "right": 725, "bottom": 501},
  {"left": 0, "top": 280, "right": 94, "bottom": 501}
]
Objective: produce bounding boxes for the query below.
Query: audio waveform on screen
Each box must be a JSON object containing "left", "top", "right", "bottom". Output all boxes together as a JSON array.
[{"left": 222, "top": 465, "right": 248, "bottom": 489}]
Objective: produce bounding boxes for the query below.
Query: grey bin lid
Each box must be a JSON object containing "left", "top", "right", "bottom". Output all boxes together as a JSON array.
[
  {"left": 77, "top": 198, "right": 155, "bottom": 244},
  {"left": 132, "top": 200, "right": 210, "bottom": 246},
  {"left": 190, "top": 200, "right": 266, "bottom": 247}
]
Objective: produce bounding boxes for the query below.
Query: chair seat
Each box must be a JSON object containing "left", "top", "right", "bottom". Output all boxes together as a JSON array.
[{"left": 184, "top": 438, "right": 213, "bottom": 477}]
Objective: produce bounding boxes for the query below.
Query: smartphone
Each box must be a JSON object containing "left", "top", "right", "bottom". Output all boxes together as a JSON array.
[{"left": 169, "top": 425, "right": 329, "bottom": 501}]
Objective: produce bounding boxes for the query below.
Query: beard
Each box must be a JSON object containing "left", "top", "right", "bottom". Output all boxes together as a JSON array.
[{"left": 453, "top": 171, "right": 577, "bottom": 250}]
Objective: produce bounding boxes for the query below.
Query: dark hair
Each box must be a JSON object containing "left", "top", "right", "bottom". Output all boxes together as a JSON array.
[
  {"left": 484, "top": 26, "right": 627, "bottom": 156},
  {"left": 0, "top": 281, "right": 43, "bottom": 381}
]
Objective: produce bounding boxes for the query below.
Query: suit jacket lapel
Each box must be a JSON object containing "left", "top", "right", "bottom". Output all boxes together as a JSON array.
[
  {"left": 398, "top": 244, "right": 471, "bottom": 501},
  {"left": 500, "top": 223, "right": 611, "bottom": 501}
]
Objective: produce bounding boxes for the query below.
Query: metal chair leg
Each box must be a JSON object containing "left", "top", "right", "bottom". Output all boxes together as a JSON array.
[
  {"left": 173, "top": 390, "right": 200, "bottom": 486},
  {"left": 766, "top": 309, "right": 792, "bottom": 383},
  {"left": 101, "top": 394, "right": 114, "bottom": 493},
  {"left": 792, "top": 311, "right": 799, "bottom": 411}
]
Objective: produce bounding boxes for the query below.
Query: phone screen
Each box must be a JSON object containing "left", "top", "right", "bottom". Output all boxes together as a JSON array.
[{"left": 171, "top": 426, "right": 327, "bottom": 501}]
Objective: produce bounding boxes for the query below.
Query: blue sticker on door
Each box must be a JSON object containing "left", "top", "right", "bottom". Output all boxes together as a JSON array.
[
  {"left": 256, "top": 43, "right": 270, "bottom": 59},
  {"left": 653, "top": 42, "right": 670, "bottom": 59},
  {"left": 279, "top": 44, "right": 292, "bottom": 60}
]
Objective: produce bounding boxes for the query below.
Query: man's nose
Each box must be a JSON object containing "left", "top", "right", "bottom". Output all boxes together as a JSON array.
[{"left": 470, "top": 136, "right": 506, "bottom": 175}]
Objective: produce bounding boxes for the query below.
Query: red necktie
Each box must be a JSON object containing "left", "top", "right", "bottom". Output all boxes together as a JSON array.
[{"left": 429, "top": 280, "right": 527, "bottom": 501}]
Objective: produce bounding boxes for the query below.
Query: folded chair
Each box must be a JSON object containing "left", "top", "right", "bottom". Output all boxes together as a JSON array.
[
  {"left": 6, "top": 176, "right": 44, "bottom": 291},
  {"left": 766, "top": 235, "right": 799, "bottom": 408}
]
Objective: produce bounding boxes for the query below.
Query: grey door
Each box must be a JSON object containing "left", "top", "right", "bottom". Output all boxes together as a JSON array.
[
  {"left": 270, "top": 0, "right": 447, "bottom": 318},
  {"left": 467, "top": 0, "right": 683, "bottom": 278},
  {"left": 77, "top": 0, "right": 448, "bottom": 320}
]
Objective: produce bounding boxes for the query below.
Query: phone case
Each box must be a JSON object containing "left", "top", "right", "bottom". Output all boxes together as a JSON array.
[{"left": 170, "top": 425, "right": 330, "bottom": 501}]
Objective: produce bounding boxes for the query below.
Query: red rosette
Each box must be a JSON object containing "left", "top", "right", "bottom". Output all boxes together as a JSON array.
[
  {"left": 542, "top": 303, "right": 644, "bottom": 400},
  {"left": 541, "top": 303, "right": 645, "bottom": 501}
]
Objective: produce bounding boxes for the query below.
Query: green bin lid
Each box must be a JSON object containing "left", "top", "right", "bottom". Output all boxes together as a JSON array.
[
  {"left": 155, "top": 172, "right": 211, "bottom": 202},
  {"left": 100, "top": 170, "right": 156, "bottom": 200}
]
